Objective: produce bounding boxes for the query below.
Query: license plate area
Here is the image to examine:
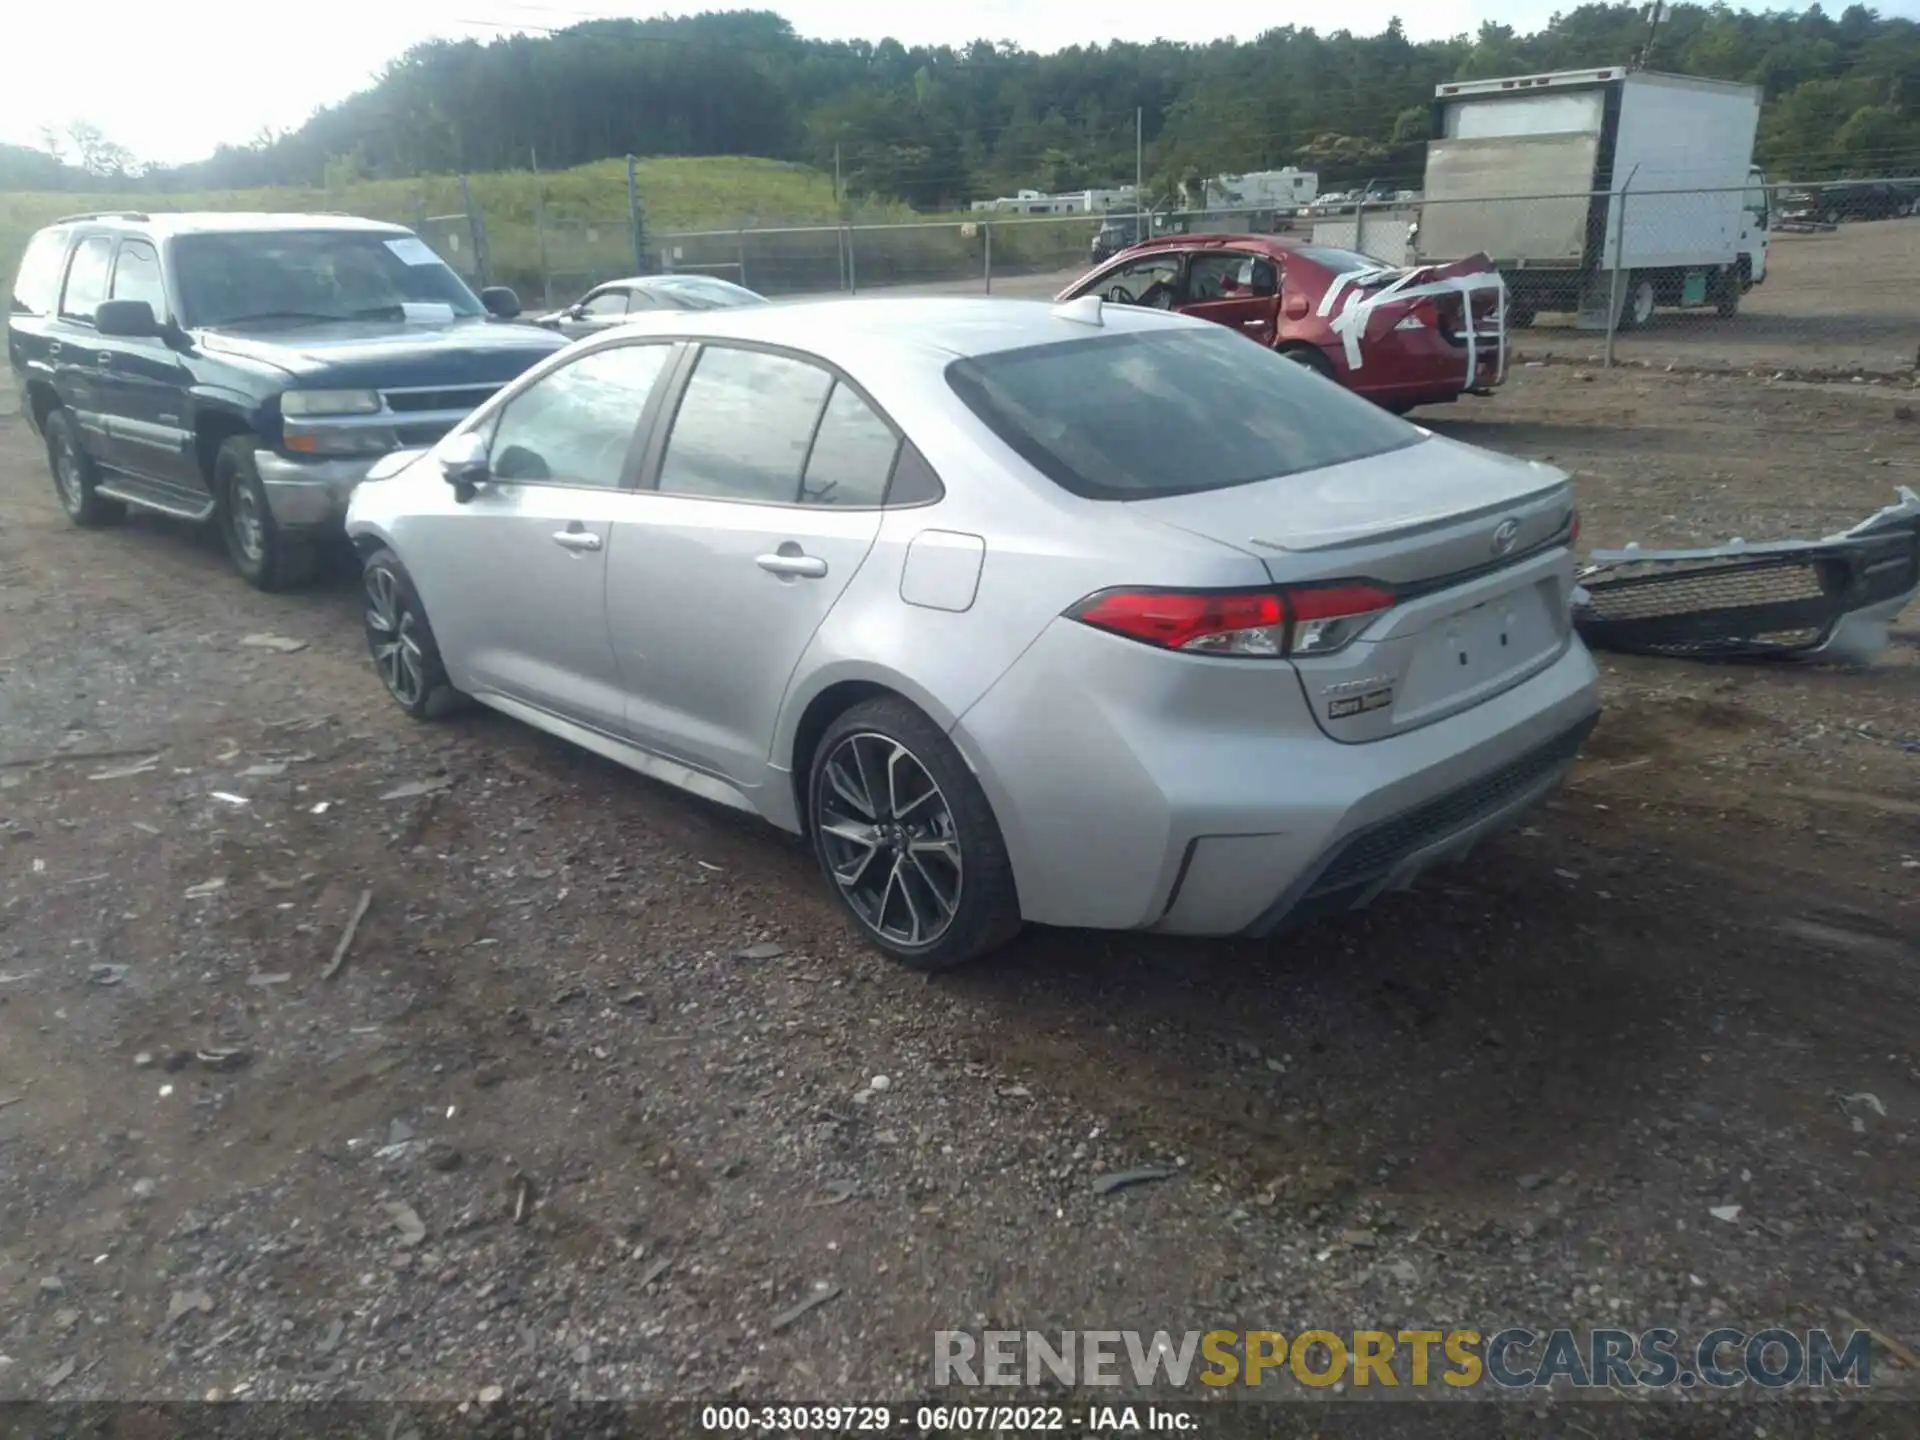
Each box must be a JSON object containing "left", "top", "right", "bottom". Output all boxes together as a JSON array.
[{"left": 1393, "top": 584, "right": 1561, "bottom": 728}]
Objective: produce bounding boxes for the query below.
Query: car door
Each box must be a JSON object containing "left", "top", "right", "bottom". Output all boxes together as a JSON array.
[
  {"left": 604, "top": 343, "right": 892, "bottom": 791},
  {"left": 404, "top": 340, "right": 678, "bottom": 735},
  {"left": 49, "top": 233, "right": 117, "bottom": 463},
  {"left": 97, "top": 237, "right": 199, "bottom": 489},
  {"left": 561, "top": 285, "right": 632, "bottom": 339},
  {"left": 1176, "top": 250, "right": 1281, "bottom": 345}
]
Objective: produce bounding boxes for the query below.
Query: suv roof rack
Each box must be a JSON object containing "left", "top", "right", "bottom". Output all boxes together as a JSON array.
[{"left": 54, "top": 210, "right": 151, "bottom": 224}]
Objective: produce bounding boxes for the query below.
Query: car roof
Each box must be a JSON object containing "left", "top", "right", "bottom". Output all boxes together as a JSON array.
[
  {"left": 588, "top": 295, "right": 1201, "bottom": 363},
  {"left": 1121, "top": 233, "right": 1311, "bottom": 259},
  {"left": 45, "top": 212, "right": 413, "bottom": 240}
]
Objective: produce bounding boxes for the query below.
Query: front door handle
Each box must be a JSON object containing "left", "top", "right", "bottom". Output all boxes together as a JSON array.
[
  {"left": 551, "top": 528, "right": 602, "bottom": 553},
  {"left": 756, "top": 551, "right": 828, "bottom": 579},
  {"left": 96, "top": 351, "right": 114, "bottom": 367}
]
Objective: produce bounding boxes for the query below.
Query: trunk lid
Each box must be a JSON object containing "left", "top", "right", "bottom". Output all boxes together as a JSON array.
[{"left": 1132, "top": 434, "right": 1578, "bottom": 741}]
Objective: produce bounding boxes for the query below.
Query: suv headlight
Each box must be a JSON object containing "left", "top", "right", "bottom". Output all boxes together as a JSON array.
[{"left": 282, "top": 389, "right": 382, "bottom": 417}]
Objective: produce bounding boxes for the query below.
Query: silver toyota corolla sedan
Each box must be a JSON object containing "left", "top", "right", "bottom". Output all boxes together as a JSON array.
[{"left": 345, "top": 296, "right": 1601, "bottom": 969}]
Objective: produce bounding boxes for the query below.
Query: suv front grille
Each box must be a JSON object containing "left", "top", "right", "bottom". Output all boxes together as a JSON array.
[{"left": 382, "top": 384, "right": 501, "bottom": 414}]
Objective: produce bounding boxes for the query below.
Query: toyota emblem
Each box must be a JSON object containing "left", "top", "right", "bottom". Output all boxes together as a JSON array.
[{"left": 1491, "top": 518, "right": 1521, "bottom": 556}]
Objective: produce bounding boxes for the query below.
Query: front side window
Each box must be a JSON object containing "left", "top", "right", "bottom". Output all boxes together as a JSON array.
[
  {"left": 171, "top": 230, "right": 484, "bottom": 327},
  {"left": 487, "top": 343, "right": 673, "bottom": 489},
  {"left": 582, "top": 289, "right": 629, "bottom": 317},
  {"left": 10, "top": 228, "right": 70, "bottom": 316},
  {"left": 110, "top": 240, "right": 167, "bottom": 316},
  {"left": 656, "top": 346, "right": 833, "bottom": 504},
  {"left": 1090, "top": 253, "right": 1181, "bottom": 308},
  {"left": 946, "top": 327, "right": 1420, "bottom": 501},
  {"left": 59, "top": 235, "right": 115, "bottom": 322}
]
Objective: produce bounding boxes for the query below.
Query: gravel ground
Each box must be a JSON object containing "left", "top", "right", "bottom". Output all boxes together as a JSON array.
[{"left": 0, "top": 363, "right": 1917, "bottom": 1432}]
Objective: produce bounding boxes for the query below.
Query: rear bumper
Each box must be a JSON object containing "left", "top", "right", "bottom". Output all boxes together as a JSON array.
[
  {"left": 254, "top": 452, "right": 379, "bottom": 531},
  {"left": 952, "top": 622, "right": 1601, "bottom": 936}
]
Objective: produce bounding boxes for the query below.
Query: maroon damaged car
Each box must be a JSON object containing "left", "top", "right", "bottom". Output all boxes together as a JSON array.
[{"left": 1057, "top": 234, "right": 1508, "bottom": 414}]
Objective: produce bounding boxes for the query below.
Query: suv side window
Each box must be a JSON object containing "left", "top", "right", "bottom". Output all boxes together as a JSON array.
[
  {"left": 656, "top": 346, "right": 833, "bottom": 504},
  {"left": 59, "top": 235, "right": 115, "bottom": 323},
  {"left": 9, "top": 227, "right": 71, "bottom": 316},
  {"left": 110, "top": 239, "right": 167, "bottom": 317},
  {"left": 486, "top": 342, "right": 673, "bottom": 488}
]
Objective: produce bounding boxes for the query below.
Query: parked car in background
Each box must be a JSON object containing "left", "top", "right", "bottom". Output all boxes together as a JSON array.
[
  {"left": 532, "top": 273, "right": 767, "bottom": 339},
  {"left": 6, "top": 212, "right": 563, "bottom": 589},
  {"left": 1089, "top": 214, "right": 1151, "bottom": 265},
  {"left": 1778, "top": 181, "right": 1918, "bottom": 226},
  {"left": 345, "top": 297, "right": 1598, "bottom": 970},
  {"left": 1059, "top": 234, "right": 1506, "bottom": 414}
]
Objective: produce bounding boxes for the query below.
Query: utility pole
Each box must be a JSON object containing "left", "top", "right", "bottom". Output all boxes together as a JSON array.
[
  {"left": 833, "top": 142, "right": 842, "bottom": 206},
  {"left": 1135, "top": 106, "right": 1145, "bottom": 231}
]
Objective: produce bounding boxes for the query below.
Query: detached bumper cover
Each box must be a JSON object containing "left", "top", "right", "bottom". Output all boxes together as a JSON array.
[
  {"left": 1572, "top": 487, "right": 1920, "bottom": 663},
  {"left": 255, "top": 452, "right": 380, "bottom": 530}
]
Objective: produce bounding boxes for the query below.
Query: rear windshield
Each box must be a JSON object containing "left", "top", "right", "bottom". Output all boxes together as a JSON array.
[
  {"left": 945, "top": 326, "right": 1421, "bottom": 500},
  {"left": 1292, "top": 245, "right": 1391, "bottom": 275}
]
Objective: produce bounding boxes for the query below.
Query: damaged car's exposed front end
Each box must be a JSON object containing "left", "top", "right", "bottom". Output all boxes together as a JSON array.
[{"left": 1572, "top": 488, "right": 1920, "bottom": 664}]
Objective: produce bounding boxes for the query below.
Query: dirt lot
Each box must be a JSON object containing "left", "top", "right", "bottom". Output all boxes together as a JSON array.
[{"left": 1, "top": 362, "right": 1917, "bottom": 1427}]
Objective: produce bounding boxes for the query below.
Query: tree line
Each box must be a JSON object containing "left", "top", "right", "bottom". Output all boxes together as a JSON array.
[{"left": 6, "top": 4, "right": 1919, "bottom": 207}]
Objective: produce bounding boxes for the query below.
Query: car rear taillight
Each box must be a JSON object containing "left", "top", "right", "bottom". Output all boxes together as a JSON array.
[
  {"left": 1567, "top": 510, "right": 1582, "bottom": 548},
  {"left": 1068, "top": 583, "right": 1393, "bottom": 659}
]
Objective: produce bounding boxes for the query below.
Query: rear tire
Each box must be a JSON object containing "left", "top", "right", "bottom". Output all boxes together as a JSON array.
[
  {"left": 1278, "top": 344, "right": 1337, "bottom": 382},
  {"left": 807, "top": 697, "right": 1021, "bottom": 971},
  {"left": 216, "top": 436, "right": 318, "bottom": 592},
  {"left": 1616, "top": 273, "right": 1656, "bottom": 331},
  {"left": 44, "top": 408, "right": 126, "bottom": 527},
  {"left": 361, "top": 547, "right": 465, "bottom": 721},
  {"left": 1714, "top": 267, "right": 1742, "bottom": 318}
]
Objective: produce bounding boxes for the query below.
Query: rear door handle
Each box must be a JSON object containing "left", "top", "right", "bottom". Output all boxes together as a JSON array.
[
  {"left": 551, "top": 528, "right": 602, "bottom": 553},
  {"left": 756, "top": 552, "right": 828, "bottom": 579}
]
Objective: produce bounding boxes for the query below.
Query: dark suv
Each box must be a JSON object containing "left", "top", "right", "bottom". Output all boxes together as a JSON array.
[{"left": 7, "top": 212, "right": 567, "bottom": 589}]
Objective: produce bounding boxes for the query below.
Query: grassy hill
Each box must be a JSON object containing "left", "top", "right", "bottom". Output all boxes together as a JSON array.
[{"left": 2, "top": 152, "right": 1095, "bottom": 305}]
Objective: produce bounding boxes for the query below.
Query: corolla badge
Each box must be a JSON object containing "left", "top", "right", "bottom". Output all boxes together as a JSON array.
[{"left": 1491, "top": 518, "right": 1521, "bottom": 556}]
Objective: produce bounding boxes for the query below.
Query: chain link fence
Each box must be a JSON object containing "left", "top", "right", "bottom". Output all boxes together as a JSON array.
[{"left": 390, "top": 173, "right": 1920, "bottom": 379}]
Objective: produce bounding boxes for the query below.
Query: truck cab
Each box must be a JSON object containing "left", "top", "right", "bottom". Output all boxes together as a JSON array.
[
  {"left": 7, "top": 212, "right": 567, "bottom": 590},
  {"left": 1740, "top": 164, "right": 1771, "bottom": 287}
]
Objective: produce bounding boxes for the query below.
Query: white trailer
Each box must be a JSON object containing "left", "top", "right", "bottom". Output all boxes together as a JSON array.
[{"left": 1412, "top": 67, "right": 1766, "bottom": 330}]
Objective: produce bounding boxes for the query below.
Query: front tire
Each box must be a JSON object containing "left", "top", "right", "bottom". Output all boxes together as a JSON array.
[
  {"left": 361, "top": 548, "right": 464, "bottom": 721},
  {"left": 44, "top": 409, "right": 125, "bottom": 527},
  {"left": 807, "top": 697, "right": 1021, "bottom": 970},
  {"left": 1617, "top": 273, "right": 1656, "bottom": 331},
  {"left": 216, "top": 436, "right": 318, "bottom": 591}
]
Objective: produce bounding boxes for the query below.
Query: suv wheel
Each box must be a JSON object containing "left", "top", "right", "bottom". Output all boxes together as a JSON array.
[
  {"left": 45, "top": 409, "right": 126, "bottom": 527},
  {"left": 216, "top": 437, "right": 318, "bottom": 591},
  {"left": 806, "top": 697, "right": 1021, "bottom": 970}
]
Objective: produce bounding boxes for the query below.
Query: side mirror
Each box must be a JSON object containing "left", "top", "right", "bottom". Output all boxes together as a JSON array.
[
  {"left": 480, "top": 286, "right": 521, "bottom": 319},
  {"left": 438, "top": 431, "right": 490, "bottom": 502},
  {"left": 95, "top": 298, "right": 159, "bottom": 338}
]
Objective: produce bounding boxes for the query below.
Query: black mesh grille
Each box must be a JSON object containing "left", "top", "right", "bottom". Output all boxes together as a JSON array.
[
  {"left": 383, "top": 385, "right": 500, "bottom": 414},
  {"left": 1305, "top": 718, "right": 1595, "bottom": 898},
  {"left": 1575, "top": 532, "right": 1918, "bottom": 659}
]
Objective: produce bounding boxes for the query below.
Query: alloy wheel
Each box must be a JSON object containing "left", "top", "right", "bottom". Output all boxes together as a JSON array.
[
  {"left": 230, "top": 483, "right": 266, "bottom": 564},
  {"left": 1630, "top": 279, "right": 1655, "bottom": 328},
  {"left": 365, "top": 565, "right": 428, "bottom": 709},
  {"left": 816, "top": 731, "right": 963, "bottom": 949},
  {"left": 53, "top": 431, "right": 85, "bottom": 512}
]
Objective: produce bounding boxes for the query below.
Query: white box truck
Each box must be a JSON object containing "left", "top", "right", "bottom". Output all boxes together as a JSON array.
[{"left": 1412, "top": 67, "right": 1768, "bottom": 331}]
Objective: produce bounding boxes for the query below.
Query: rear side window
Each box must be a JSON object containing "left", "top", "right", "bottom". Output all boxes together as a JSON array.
[
  {"left": 59, "top": 235, "right": 115, "bottom": 322},
  {"left": 657, "top": 346, "right": 832, "bottom": 504},
  {"left": 801, "top": 382, "right": 900, "bottom": 507},
  {"left": 10, "top": 228, "right": 70, "bottom": 316},
  {"left": 945, "top": 327, "right": 1420, "bottom": 500}
]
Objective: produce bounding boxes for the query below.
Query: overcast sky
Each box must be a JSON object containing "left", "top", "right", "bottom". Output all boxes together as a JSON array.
[{"left": 7, "top": 0, "right": 1919, "bottom": 166}]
